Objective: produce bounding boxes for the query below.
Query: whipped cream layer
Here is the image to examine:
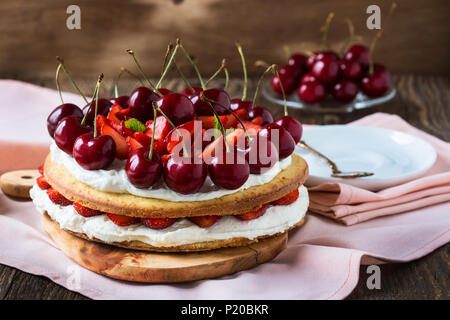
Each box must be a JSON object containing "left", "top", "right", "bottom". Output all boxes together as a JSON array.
[
  {"left": 50, "top": 142, "right": 292, "bottom": 202},
  {"left": 30, "top": 184, "right": 308, "bottom": 247}
]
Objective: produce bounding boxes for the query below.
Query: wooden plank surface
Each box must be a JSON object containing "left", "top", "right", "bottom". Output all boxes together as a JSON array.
[{"left": 0, "top": 74, "right": 449, "bottom": 299}]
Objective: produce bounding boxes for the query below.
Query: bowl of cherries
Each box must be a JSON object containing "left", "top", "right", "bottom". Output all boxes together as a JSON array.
[{"left": 263, "top": 15, "right": 396, "bottom": 113}]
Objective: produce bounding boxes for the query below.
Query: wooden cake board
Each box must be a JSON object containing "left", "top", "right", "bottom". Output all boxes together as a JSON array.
[{"left": 42, "top": 213, "right": 288, "bottom": 283}]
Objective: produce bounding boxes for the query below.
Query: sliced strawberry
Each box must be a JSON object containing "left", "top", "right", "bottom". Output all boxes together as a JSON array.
[
  {"left": 236, "top": 204, "right": 268, "bottom": 221},
  {"left": 251, "top": 116, "right": 263, "bottom": 126},
  {"left": 100, "top": 122, "right": 128, "bottom": 159},
  {"left": 36, "top": 175, "right": 51, "bottom": 190},
  {"left": 133, "top": 131, "right": 151, "bottom": 147},
  {"left": 272, "top": 189, "right": 299, "bottom": 206},
  {"left": 152, "top": 140, "right": 167, "bottom": 155},
  {"left": 202, "top": 128, "right": 246, "bottom": 160},
  {"left": 116, "top": 107, "right": 131, "bottom": 118},
  {"left": 238, "top": 121, "right": 262, "bottom": 136},
  {"left": 226, "top": 108, "right": 249, "bottom": 128},
  {"left": 46, "top": 188, "right": 72, "bottom": 206},
  {"left": 120, "top": 120, "right": 134, "bottom": 137},
  {"left": 126, "top": 136, "right": 144, "bottom": 156},
  {"left": 107, "top": 104, "right": 123, "bottom": 123},
  {"left": 106, "top": 213, "right": 140, "bottom": 226},
  {"left": 142, "top": 217, "right": 177, "bottom": 229},
  {"left": 73, "top": 203, "right": 103, "bottom": 217},
  {"left": 161, "top": 154, "right": 171, "bottom": 166},
  {"left": 38, "top": 165, "right": 44, "bottom": 175},
  {"left": 164, "top": 120, "right": 197, "bottom": 153},
  {"left": 96, "top": 114, "right": 108, "bottom": 132},
  {"left": 190, "top": 215, "right": 221, "bottom": 228},
  {"left": 145, "top": 116, "right": 171, "bottom": 140}
]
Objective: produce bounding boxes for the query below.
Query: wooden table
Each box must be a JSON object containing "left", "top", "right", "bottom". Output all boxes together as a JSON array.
[{"left": 0, "top": 75, "right": 448, "bottom": 299}]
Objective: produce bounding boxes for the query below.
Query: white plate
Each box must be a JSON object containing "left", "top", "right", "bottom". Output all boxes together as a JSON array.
[{"left": 295, "top": 125, "right": 436, "bottom": 191}]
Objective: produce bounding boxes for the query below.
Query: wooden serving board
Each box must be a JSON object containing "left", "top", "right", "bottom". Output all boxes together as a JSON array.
[{"left": 42, "top": 213, "right": 288, "bottom": 283}]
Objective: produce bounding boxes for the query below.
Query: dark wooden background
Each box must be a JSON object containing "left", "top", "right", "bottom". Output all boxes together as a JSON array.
[{"left": 0, "top": 0, "right": 449, "bottom": 300}]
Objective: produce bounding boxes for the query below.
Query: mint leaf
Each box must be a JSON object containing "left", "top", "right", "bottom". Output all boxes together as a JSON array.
[{"left": 124, "top": 118, "right": 146, "bottom": 132}]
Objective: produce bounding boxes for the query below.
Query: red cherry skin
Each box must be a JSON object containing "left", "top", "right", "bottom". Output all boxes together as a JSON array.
[
  {"left": 248, "top": 106, "right": 273, "bottom": 125},
  {"left": 47, "top": 103, "right": 83, "bottom": 137},
  {"left": 240, "top": 135, "right": 279, "bottom": 174},
  {"left": 156, "top": 92, "right": 195, "bottom": 126},
  {"left": 181, "top": 86, "right": 203, "bottom": 97},
  {"left": 300, "top": 73, "right": 318, "bottom": 84},
  {"left": 344, "top": 44, "right": 371, "bottom": 69},
  {"left": 311, "top": 56, "right": 339, "bottom": 84},
  {"left": 306, "top": 51, "right": 339, "bottom": 70},
  {"left": 361, "top": 64, "right": 391, "bottom": 97},
  {"left": 208, "top": 151, "right": 250, "bottom": 190},
  {"left": 73, "top": 133, "right": 116, "bottom": 170},
  {"left": 332, "top": 79, "right": 358, "bottom": 102},
  {"left": 230, "top": 99, "right": 253, "bottom": 112},
  {"left": 298, "top": 80, "right": 327, "bottom": 104},
  {"left": 109, "top": 96, "right": 129, "bottom": 108},
  {"left": 125, "top": 148, "right": 162, "bottom": 188},
  {"left": 258, "top": 123, "right": 295, "bottom": 159},
  {"left": 82, "top": 99, "right": 113, "bottom": 124},
  {"left": 127, "top": 87, "right": 159, "bottom": 122},
  {"left": 190, "top": 88, "right": 230, "bottom": 116},
  {"left": 157, "top": 88, "right": 173, "bottom": 96},
  {"left": 288, "top": 53, "right": 307, "bottom": 75},
  {"left": 163, "top": 155, "right": 207, "bottom": 194},
  {"left": 339, "top": 59, "right": 362, "bottom": 81},
  {"left": 54, "top": 116, "right": 92, "bottom": 155},
  {"left": 274, "top": 116, "right": 303, "bottom": 143},
  {"left": 271, "top": 64, "right": 299, "bottom": 95}
]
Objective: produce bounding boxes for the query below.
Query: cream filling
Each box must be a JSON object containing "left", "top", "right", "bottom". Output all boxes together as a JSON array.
[
  {"left": 50, "top": 141, "right": 292, "bottom": 202},
  {"left": 30, "top": 184, "right": 308, "bottom": 248}
]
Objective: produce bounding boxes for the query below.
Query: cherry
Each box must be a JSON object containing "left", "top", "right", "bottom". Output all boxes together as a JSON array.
[
  {"left": 73, "top": 132, "right": 116, "bottom": 170},
  {"left": 157, "top": 88, "right": 173, "bottom": 96},
  {"left": 208, "top": 151, "right": 250, "bottom": 190},
  {"left": 181, "top": 86, "right": 203, "bottom": 97},
  {"left": 248, "top": 106, "right": 273, "bottom": 125},
  {"left": 230, "top": 99, "right": 252, "bottom": 112},
  {"left": 271, "top": 64, "right": 298, "bottom": 95},
  {"left": 344, "top": 44, "right": 371, "bottom": 69},
  {"left": 109, "top": 96, "right": 129, "bottom": 108},
  {"left": 240, "top": 135, "right": 279, "bottom": 174},
  {"left": 190, "top": 88, "right": 230, "bottom": 116},
  {"left": 339, "top": 59, "right": 362, "bottom": 81},
  {"left": 258, "top": 123, "right": 295, "bottom": 159},
  {"left": 332, "top": 79, "right": 358, "bottom": 102},
  {"left": 288, "top": 53, "right": 307, "bottom": 75},
  {"left": 47, "top": 103, "right": 83, "bottom": 137},
  {"left": 125, "top": 148, "right": 162, "bottom": 188},
  {"left": 127, "top": 87, "right": 160, "bottom": 122},
  {"left": 274, "top": 116, "right": 303, "bottom": 143},
  {"left": 361, "top": 64, "right": 391, "bottom": 97},
  {"left": 156, "top": 92, "right": 195, "bottom": 126},
  {"left": 54, "top": 116, "right": 92, "bottom": 155},
  {"left": 297, "top": 80, "right": 326, "bottom": 104},
  {"left": 163, "top": 154, "right": 207, "bottom": 194},
  {"left": 300, "top": 73, "right": 318, "bottom": 84},
  {"left": 306, "top": 51, "right": 339, "bottom": 70},
  {"left": 311, "top": 55, "right": 339, "bottom": 84},
  {"left": 82, "top": 99, "right": 112, "bottom": 124}
]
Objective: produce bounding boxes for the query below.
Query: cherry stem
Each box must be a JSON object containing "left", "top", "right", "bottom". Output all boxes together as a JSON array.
[
  {"left": 252, "top": 63, "right": 275, "bottom": 108},
  {"left": 80, "top": 74, "right": 103, "bottom": 127},
  {"left": 283, "top": 45, "right": 292, "bottom": 59},
  {"left": 155, "top": 43, "right": 179, "bottom": 89},
  {"left": 161, "top": 43, "right": 173, "bottom": 77},
  {"left": 56, "top": 56, "right": 89, "bottom": 104},
  {"left": 272, "top": 66, "right": 288, "bottom": 116},
  {"left": 223, "top": 66, "right": 229, "bottom": 90},
  {"left": 173, "top": 59, "right": 194, "bottom": 93},
  {"left": 205, "top": 59, "right": 227, "bottom": 88},
  {"left": 200, "top": 93, "right": 251, "bottom": 146},
  {"left": 178, "top": 40, "right": 206, "bottom": 90},
  {"left": 148, "top": 107, "right": 157, "bottom": 161},
  {"left": 93, "top": 74, "right": 104, "bottom": 138},
  {"left": 55, "top": 63, "right": 64, "bottom": 104},
  {"left": 236, "top": 42, "right": 248, "bottom": 100},
  {"left": 122, "top": 67, "right": 145, "bottom": 86},
  {"left": 199, "top": 93, "right": 229, "bottom": 152},
  {"left": 368, "top": 3, "right": 397, "bottom": 75},
  {"left": 339, "top": 18, "right": 355, "bottom": 56},
  {"left": 126, "top": 49, "right": 159, "bottom": 93},
  {"left": 152, "top": 102, "right": 189, "bottom": 157},
  {"left": 320, "top": 12, "right": 335, "bottom": 50}
]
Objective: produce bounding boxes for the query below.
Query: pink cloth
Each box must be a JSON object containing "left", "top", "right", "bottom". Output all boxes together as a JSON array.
[
  {"left": 0, "top": 80, "right": 449, "bottom": 300},
  {"left": 308, "top": 114, "right": 450, "bottom": 225}
]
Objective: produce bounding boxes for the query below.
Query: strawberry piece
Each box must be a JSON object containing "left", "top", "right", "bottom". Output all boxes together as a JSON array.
[
  {"left": 73, "top": 203, "right": 103, "bottom": 217},
  {"left": 190, "top": 215, "right": 221, "bottom": 228},
  {"left": 236, "top": 204, "right": 268, "bottom": 221},
  {"left": 106, "top": 213, "right": 140, "bottom": 226},
  {"left": 164, "top": 120, "right": 198, "bottom": 153},
  {"left": 125, "top": 136, "right": 144, "bottom": 156},
  {"left": 272, "top": 189, "right": 299, "bottom": 206},
  {"left": 46, "top": 188, "right": 72, "bottom": 206},
  {"left": 251, "top": 116, "right": 263, "bottom": 126},
  {"left": 116, "top": 107, "right": 131, "bottom": 118},
  {"left": 36, "top": 175, "right": 51, "bottom": 190},
  {"left": 100, "top": 121, "right": 128, "bottom": 159},
  {"left": 145, "top": 116, "right": 171, "bottom": 140},
  {"left": 237, "top": 121, "right": 262, "bottom": 136},
  {"left": 152, "top": 139, "right": 167, "bottom": 155},
  {"left": 202, "top": 128, "right": 246, "bottom": 160},
  {"left": 142, "top": 217, "right": 177, "bottom": 229},
  {"left": 161, "top": 154, "right": 171, "bottom": 166},
  {"left": 38, "top": 165, "right": 44, "bottom": 175},
  {"left": 107, "top": 104, "right": 123, "bottom": 123},
  {"left": 133, "top": 131, "right": 151, "bottom": 147}
]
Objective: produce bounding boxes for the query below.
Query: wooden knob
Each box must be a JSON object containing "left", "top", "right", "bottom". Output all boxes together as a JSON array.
[{"left": 0, "top": 170, "right": 40, "bottom": 199}]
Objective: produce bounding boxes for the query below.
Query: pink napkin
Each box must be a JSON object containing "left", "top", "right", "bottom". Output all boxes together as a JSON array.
[
  {"left": 308, "top": 114, "right": 450, "bottom": 225},
  {"left": 0, "top": 80, "right": 449, "bottom": 300}
]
